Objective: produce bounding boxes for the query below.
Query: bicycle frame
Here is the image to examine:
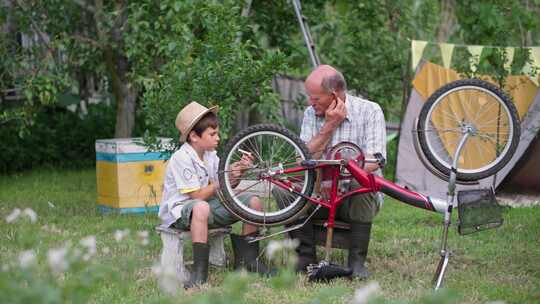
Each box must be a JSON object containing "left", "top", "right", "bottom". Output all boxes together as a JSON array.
[
  {"left": 266, "top": 157, "right": 447, "bottom": 230},
  {"left": 261, "top": 155, "right": 452, "bottom": 284}
]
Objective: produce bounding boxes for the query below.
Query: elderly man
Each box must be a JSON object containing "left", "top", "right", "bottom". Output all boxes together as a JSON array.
[{"left": 291, "top": 64, "right": 386, "bottom": 279}]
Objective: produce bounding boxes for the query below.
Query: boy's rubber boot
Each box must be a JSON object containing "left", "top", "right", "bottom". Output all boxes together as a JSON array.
[
  {"left": 184, "top": 242, "right": 209, "bottom": 289},
  {"left": 289, "top": 223, "right": 317, "bottom": 273},
  {"left": 230, "top": 234, "right": 276, "bottom": 276},
  {"left": 348, "top": 222, "right": 372, "bottom": 280}
]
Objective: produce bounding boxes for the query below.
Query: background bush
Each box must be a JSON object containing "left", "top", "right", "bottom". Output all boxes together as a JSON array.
[{"left": 0, "top": 104, "right": 115, "bottom": 173}]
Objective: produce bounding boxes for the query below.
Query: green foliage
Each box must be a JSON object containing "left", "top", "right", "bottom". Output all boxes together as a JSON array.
[
  {"left": 248, "top": 0, "right": 441, "bottom": 122},
  {"left": 451, "top": 1, "right": 540, "bottom": 87},
  {"left": 248, "top": 0, "right": 326, "bottom": 74},
  {"left": 131, "top": 1, "right": 287, "bottom": 148},
  {"left": 455, "top": 1, "right": 539, "bottom": 46},
  {"left": 0, "top": 254, "right": 116, "bottom": 304},
  {"left": 0, "top": 0, "right": 92, "bottom": 128},
  {"left": 0, "top": 104, "right": 115, "bottom": 173},
  {"left": 324, "top": 1, "right": 423, "bottom": 121},
  {"left": 383, "top": 135, "right": 398, "bottom": 181},
  {"left": 3, "top": 0, "right": 540, "bottom": 171}
]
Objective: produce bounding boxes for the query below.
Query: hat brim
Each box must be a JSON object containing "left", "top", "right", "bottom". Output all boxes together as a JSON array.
[{"left": 179, "top": 105, "right": 219, "bottom": 142}]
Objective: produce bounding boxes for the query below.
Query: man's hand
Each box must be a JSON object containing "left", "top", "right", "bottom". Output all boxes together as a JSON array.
[
  {"left": 324, "top": 95, "right": 347, "bottom": 128},
  {"left": 306, "top": 95, "right": 347, "bottom": 158}
]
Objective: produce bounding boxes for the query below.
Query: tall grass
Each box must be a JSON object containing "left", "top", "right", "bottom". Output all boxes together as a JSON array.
[{"left": 1, "top": 168, "right": 539, "bottom": 303}]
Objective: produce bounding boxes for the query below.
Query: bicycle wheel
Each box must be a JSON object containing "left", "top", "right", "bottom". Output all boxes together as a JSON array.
[
  {"left": 218, "top": 124, "right": 315, "bottom": 226},
  {"left": 417, "top": 79, "right": 520, "bottom": 181}
]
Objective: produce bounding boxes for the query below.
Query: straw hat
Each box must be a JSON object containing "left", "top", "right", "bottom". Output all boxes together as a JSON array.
[{"left": 175, "top": 101, "right": 219, "bottom": 142}]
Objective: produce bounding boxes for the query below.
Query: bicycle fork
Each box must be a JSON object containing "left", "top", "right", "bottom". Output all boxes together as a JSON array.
[{"left": 433, "top": 132, "right": 470, "bottom": 290}]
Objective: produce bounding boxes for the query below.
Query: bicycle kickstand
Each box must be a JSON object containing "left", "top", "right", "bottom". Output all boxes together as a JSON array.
[
  {"left": 323, "top": 226, "right": 334, "bottom": 262},
  {"left": 245, "top": 205, "right": 322, "bottom": 243}
]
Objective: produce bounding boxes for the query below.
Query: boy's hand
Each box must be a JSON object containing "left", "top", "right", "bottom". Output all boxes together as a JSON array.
[
  {"left": 229, "top": 154, "right": 254, "bottom": 188},
  {"left": 229, "top": 163, "right": 242, "bottom": 188},
  {"left": 229, "top": 162, "right": 242, "bottom": 180}
]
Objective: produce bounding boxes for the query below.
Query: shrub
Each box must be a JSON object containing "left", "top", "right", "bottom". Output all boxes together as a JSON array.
[{"left": 0, "top": 103, "right": 115, "bottom": 173}]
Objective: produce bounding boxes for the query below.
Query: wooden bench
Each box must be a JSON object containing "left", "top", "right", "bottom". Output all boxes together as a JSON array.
[{"left": 156, "top": 225, "right": 231, "bottom": 283}]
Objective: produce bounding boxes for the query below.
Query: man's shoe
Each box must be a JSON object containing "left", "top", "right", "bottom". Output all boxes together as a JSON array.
[
  {"left": 230, "top": 233, "right": 275, "bottom": 276},
  {"left": 289, "top": 223, "right": 317, "bottom": 273}
]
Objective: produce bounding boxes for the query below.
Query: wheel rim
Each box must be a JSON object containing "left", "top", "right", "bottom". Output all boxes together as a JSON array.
[
  {"left": 422, "top": 85, "right": 515, "bottom": 175},
  {"left": 222, "top": 130, "right": 310, "bottom": 220}
]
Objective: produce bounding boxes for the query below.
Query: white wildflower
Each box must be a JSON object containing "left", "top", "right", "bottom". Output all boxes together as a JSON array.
[
  {"left": 137, "top": 230, "right": 149, "bottom": 246},
  {"left": 137, "top": 230, "right": 149, "bottom": 238},
  {"left": 266, "top": 238, "right": 299, "bottom": 260},
  {"left": 152, "top": 263, "right": 181, "bottom": 295},
  {"left": 80, "top": 235, "right": 97, "bottom": 255},
  {"left": 23, "top": 208, "right": 38, "bottom": 223},
  {"left": 114, "top": 229, "right": 130, "bottom": 242},
  {"left": 48, "top": 246, "right": 70, "bottom": 274},
  {"left": 5, "top": 208, "right": 21, "bottom": 223},
  {"left": 352, "top": 281, "right": 381, "bottom": 304},
  {"left": 80, "top": 235, "right": 97, "bottom": 260},
  {"left": 102, "top": 246, "right": 110, "bottom": 254},
  {"left": 72, "top": 248, "right": 83, "bottom": 260},
  {"left": 48, "top": 201, "right": 56, "bottom": 208},
  {"left": 18, "top": 250, "right": 37, "bottom": 269}
]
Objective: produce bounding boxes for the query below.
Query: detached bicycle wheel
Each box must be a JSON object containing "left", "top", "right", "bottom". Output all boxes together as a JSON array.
[
  {"left": 218, "top": 124, "right": 315, "bottom": 226},
  {"left": 417, "top": 79, "right": 520, "bottom": 181}
]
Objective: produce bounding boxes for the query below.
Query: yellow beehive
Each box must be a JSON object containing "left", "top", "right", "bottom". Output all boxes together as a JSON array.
[{"left": 95, "top": 138, "right": 173, "bottom": 213}]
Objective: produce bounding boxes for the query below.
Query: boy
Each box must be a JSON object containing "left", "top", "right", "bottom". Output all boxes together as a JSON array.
[{"left": 158, "top": 101, "right": 271, "bottom": 288}]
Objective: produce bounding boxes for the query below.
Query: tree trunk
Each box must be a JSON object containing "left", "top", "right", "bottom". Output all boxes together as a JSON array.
[
  {"left": 113, "top": 76, "right": 137, "bottom": 138},
  {"left": 436, "top": 0, "right": 457, "bottom": 42},
  {"left": 94, "top": 0, "right": 136, "bottom": 138},
  {"left": 102, "top": 42, "right": 137, "bottom": 138}
]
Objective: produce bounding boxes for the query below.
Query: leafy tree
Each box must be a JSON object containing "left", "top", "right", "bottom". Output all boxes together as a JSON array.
[
  {"left": 129, "top": 0, "right": 286, "bottom": 149},
  {"left": 316, "top": 1, "right": 439, "bottom": 121},
  {"left": 453, "top": 1, "right": 540, "bottom": 87},
  {"left": 247, "top": 0, "right": 441, "bottom": 121},
  {"left": 1, "top": 0, "right": 285, "bottom": 143},
  {"left": 247, "top": 0, "right": 540, "bottom": 121},
  {"left": 2, "top": 0, "right": 539, "bottom": 143},
  {"left": 0, "top": 0, "right": 138, "bottom": 137}
]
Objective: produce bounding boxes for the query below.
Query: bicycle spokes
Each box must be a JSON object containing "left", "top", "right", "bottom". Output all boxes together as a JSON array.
[
  {"left": 218, "top": 125, "right": 315, "bottom": 226},
  {"left": 417, "top": 79, "right": 520, "bottom": 181}
]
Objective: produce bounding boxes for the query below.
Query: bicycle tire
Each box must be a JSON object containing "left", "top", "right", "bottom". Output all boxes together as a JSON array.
[
  {"left": 417, "top": 79, "right": 520, "bottom": 181},
  {"left": 218, "top": 124, "right": 315, "bottom": 226}
]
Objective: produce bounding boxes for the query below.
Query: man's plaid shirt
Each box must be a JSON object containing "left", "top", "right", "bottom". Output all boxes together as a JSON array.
[{"left": 300, "top": 93, "right": 386, "bottom": 159}]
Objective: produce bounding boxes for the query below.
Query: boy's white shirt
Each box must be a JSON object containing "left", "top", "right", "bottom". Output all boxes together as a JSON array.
[{"left": 158, "top": 142, "right": 220, "bottom": 227}]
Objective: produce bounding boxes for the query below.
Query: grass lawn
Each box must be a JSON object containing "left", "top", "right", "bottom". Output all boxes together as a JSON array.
[{"left": 1, "top": 167, "right": 539, "bottom": 303}]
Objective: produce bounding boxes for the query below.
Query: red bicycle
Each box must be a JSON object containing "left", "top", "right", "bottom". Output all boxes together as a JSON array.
[{"left": 217, "top": 79, "right": 520, "bottom": 287}]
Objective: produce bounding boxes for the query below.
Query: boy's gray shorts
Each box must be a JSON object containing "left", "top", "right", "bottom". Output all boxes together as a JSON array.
[{"left": 172, "top": 194, "right": 254, "bottom": 230}]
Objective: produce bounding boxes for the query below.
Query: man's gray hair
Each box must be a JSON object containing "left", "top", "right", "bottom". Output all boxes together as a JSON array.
[{"left": 321, "top": 70, "right": 347, "bottom": 93}]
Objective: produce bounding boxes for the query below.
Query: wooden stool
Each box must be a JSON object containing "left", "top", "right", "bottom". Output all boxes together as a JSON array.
[{"left": 156, "top": 225, "right": 231, "bottom": 283}]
